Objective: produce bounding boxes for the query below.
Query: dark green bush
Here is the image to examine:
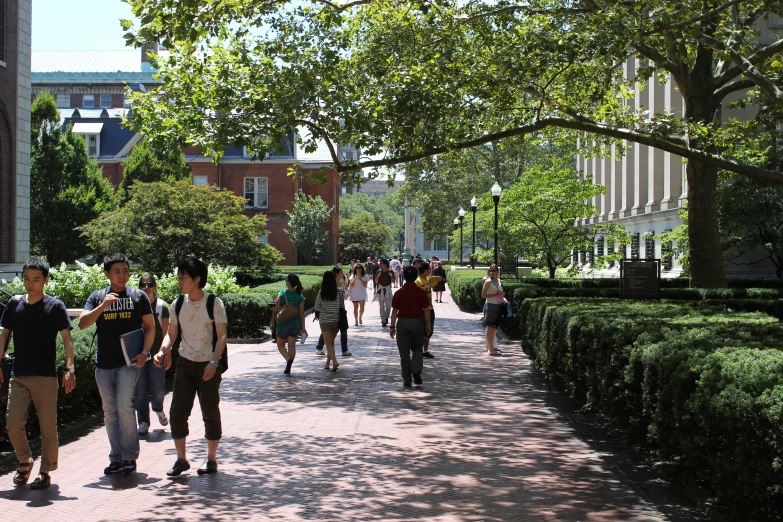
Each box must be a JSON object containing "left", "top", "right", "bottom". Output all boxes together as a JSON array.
[{"left": 518, "top": 297, "right": 783, "bottom": 519}]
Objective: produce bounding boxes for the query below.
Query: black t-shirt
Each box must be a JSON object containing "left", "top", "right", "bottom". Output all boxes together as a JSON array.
[
  {"left": 0, "top": 295, "right": 72, "bottom": 377},
  {"left": 84, "top": 287, "right": 152, "bottom": 369}
]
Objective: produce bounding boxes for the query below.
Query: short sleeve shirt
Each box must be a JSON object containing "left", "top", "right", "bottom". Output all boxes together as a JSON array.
[
  {"left": 84, "top": 287, "right": 152, "bottom": 369},
  {"left": 0, "top": 295, "right": 72, "bottom": 377},
  {"left": 391, "top": 282, "right": 430, "bottom": 318},
  {"left": 415, "top": 276, "right": 434, "bottom": 310},
  {"left": 150, "top": 299, "right": 171, "bottom": 354},
  {"left": 276, "top": 290, "right": 305, "bottom": 329},
  {"left": 170, "top": 294, "right": 228, "bottom": 362}
]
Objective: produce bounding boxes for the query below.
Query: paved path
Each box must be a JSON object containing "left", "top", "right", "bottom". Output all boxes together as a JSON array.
[{"left": 0, "top": 286, "right": 702, "bottom": 521}]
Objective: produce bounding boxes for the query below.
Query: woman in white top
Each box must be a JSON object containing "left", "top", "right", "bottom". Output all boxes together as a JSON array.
[
  {"left": 349, "top": 264, "right": 370, "bottom": 326},
  {"left": 480, "top": 264, "right": 504, "bottom": 356}
]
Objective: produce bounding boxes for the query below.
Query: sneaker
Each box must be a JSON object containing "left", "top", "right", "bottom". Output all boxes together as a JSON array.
[
  {"left": 156, "top": 411, "right": 169, "bottom": 426},
  {"left": 137, "top": 422, "right": 149, "bottom": 435},
  {"left": 413, "top": 373, "right": 423, "bottom": 385},
  {"left": 104, "top": 461, "right": 123, "bottom": 475},
  {"left": 341, "top": 351, "right": 352, "bottom": 357},
  {"left": 382, "top": 323, "right": 388, "bottom": 328},
  {"left": 316, "top": 349, "right": 325, "bottom": 356},
  {"left": 423, "top": 352, "right": 435, "bottom": 359},
  {"left": 122, "top": 460, "right": 137, "bottom": 476}
]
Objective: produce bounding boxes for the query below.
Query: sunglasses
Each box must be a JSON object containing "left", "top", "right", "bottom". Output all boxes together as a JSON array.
[{"left": 139, "top": 282, "right": 156, "bottom": 288}]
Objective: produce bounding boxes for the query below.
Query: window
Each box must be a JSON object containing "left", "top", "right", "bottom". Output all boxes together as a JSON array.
[
  {"left": 258, "top": 235, "right": 269, "bottom": 245},
  {"left": 630, "top": 233, "right": 640, "bottom": 259},
  {"left": 84, "top": 134, "right": 99, "bottom": 157},
  {"left": 596, "top": 237, "right": 604, "bottom": 257},
  {"left": 82, "top": 95, "right": 95, "bottom": 108},
  {"left": 661, "top": 230, "right": 673, "bottom": 269},
  {"left": 244, "top": 177, "right": 268, "bottom": 208},
  {"left": 769, "top": 14, "right": 783, "bottom": 28},
  {"left": 193, "top": 176, "right": 208, "bottom": 186},
  {"left": 341, "top": 186, "right": 347, "bottom": 195},
  {"left": 645, "top": 233, "right": 655, "bottom": 259},
  {"left": 56, "top": 94, "right": 70, "bottom": 108},
  {"left": 100, "top": 95, "right": 112, "bottom": 108},
  {"left": 433, "top": 240, "right": 446, "bottom": 251}
]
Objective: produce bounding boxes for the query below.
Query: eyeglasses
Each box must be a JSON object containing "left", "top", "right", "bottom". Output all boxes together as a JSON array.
[
  {"left": 139, "top": 282, "right": 156, "bottom": 288},
  {"left": 177, "top": 275, "right": 191, "bottom": 282}
]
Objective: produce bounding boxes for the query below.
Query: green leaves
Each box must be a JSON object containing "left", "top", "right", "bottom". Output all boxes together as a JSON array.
[{"left": 285, "top": 192, "right": 333, "bottom": 264}]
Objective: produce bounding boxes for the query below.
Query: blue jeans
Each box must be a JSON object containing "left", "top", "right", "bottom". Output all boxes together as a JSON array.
[
  {"left": 96, "top": 366, "right": 140, "bottom": 462},
  {"left": 134, "top": 359, "right": 166, "bottom": 425}
]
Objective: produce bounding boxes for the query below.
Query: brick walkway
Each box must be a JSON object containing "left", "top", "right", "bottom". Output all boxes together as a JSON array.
[{"left": 0, "top": 286, "right": 703, "bottom": 521}]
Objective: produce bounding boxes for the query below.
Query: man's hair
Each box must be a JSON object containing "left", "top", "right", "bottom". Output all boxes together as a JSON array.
[
  {"left": 103, "top": 253, "right": 130, "bottom": 272},
  {"left": 332, "top": 265, "right": 343, "bottom": 275},
  {"left": 393, "top": 256, "right": 398, "bottom": 259},
  {"left": 403, "top": 266, "right": 419, "bottom": 283},
  {"left": 177, "top": 257, "right": 209, "bottom": 289},
  {"left": 380, "top": 258, "right": 389, "bottom": 267},
  {"left": 320, "top": 270, "right": 338, "bottom": 300},
  {"left": 23, "top": 257, "right": 50, "bottom": 278},
  {"left": 418, "top": 262, "right": 430, "bottom": 274}
]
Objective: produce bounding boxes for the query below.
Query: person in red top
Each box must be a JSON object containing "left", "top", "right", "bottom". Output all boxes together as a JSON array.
[{"left": 390, "top": 266, "right": 432, "bottom": 386}]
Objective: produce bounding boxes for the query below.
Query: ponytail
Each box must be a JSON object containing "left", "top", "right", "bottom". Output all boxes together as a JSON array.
[{"left": 288, "top": 273, "right": 303, "bottom": 294}]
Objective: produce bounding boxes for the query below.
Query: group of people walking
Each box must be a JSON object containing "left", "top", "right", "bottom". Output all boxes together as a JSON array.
[{"left": 0, "top": 253, "right": 507, "bottom": 489}]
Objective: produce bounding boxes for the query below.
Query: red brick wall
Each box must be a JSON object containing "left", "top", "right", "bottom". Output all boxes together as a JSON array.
[
  {"left": 0, "top": 0, "right": 19, "bottom": 263},
  {"left": 99, "top": 162, "right": 124, "bottom": 188},
  {"left": 70, "top": 94, "right": 82, "bottom": 108},
  {"left": 111, "top": 94, "right": 124, "bottom": 108}
]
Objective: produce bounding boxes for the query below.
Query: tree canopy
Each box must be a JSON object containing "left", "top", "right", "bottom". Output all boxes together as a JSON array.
[
  {"left": 339, "top": 191, "right": 404, "bottom": 238},
  {"left": 120, "top": 139, "right": 191, "bottom": 200},
  {"left": 285, "top": 192, "right": 333, "bottom": 264},
  {"left": 30, "top": 91, "right": 117, "bottom": 264},
  {"left": 339, "top": 217, "right": 394, "bottom": 262},
  {"left": 80, "top": 180, "right": 281, "bottom": 274},
  {"left": 122, "top": 0, "right": 783, "bottom": 286}
]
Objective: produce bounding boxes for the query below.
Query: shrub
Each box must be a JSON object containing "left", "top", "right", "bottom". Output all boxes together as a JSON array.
[{"left": 518, "top": 297, "right": 783, "bottom": 519}]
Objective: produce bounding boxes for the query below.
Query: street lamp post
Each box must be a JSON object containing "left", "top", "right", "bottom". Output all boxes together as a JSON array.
[
  {"left": 491, "top": 183, "right": 502, "bottom": 268},
  {"left": 458, "top": 208, "right": 465, "bottom": 266},
  {"left": 452, "top": 218, "right": 459, "bottom": 264},
  {"left": 470, "top": 196, "right": 477, "bottom": 269}
]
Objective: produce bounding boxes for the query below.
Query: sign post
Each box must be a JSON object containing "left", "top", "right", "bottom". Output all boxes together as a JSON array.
[{"left": 620, "top": 259, "right": 661, "bottom": 299}]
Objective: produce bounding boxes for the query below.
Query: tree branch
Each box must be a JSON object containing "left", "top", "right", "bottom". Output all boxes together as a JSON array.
[
  {"left": 714, "top": 38, "right": 783, "bottom": 89},
  {"left": 340, "top": 117, "right": 783, "bottom": 185},
  {"left": 632, "top": 43, "right": 681, "bottom": 78},
  {"left": 714, "top": 78, "right": 757, "bottom": 101}
]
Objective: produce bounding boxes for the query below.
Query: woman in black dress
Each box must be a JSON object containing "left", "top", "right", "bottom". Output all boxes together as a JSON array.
[{"left": 431, "top": 258, "right": 447, "bottom": 303}]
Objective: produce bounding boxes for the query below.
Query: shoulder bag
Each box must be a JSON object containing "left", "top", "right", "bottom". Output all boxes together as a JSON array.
[{"left": 276, "top": 291, "right": 300, "bottom": 324}]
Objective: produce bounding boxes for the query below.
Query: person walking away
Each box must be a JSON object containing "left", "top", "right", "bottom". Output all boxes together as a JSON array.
[
  {"left": 156, "top": 257, "right": 229, "bottom": 476},
  {"left": 0, "top": 258, "right": 76, "bottom": 489},
  {"left": 271, "top": 274, "right": 307, "bottom": 375},
  {"left": 366, "top": 257, "right": 376, "bottom": 289},
  {"left": 415, "top": 262, "right": 440, "bottom": 359},
  {"left": 314, "top": 271, "right": 345, "bottom": 371},
  {"left": 391, "top": 256, "right": 402, "bottom": 288},
  {"left": 390, "top": 266, "right": 431, "bottom": 386},
  {"left": 374, "top": 259, "right": 394, "bottom": 328},
  {"left": 315, "top": 266, "right": 351, "bottom": 356},
  {"left": 431, "top": 259, "right": 447, "bottom": 303},
  {"left": 349, "top": 264, "right": 369, "bottom": 326},
  {"left": 79, "top": 253, "right": 155, "bottom": 476},
  {"left": 135, "top": 274, "right": 172, "bottom": 435},
  {"left": 481, "top": 265, "right": 504, "bottom": 356}
]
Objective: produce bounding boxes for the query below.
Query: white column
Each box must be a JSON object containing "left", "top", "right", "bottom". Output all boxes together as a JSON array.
[
  {"left": 620, "top": 58, "right": 636, "bottom": 218},
  {"left": 15, "top": 0, "right": 32, "bottom": 263},
  {"left": 645, "top": 73, "right": 665, "bottom": 213},
  {"left": 593, "top": 153, "right": 603, "bottom": 221},
  {"left": 661, "top": 77, "right": 684, "bottom": 210},
  {"left": 607, "top": 146, "right": 619, "bottom": 220},
  {"left": 632, "top": 67, "right": 649, "bottom": 216}
]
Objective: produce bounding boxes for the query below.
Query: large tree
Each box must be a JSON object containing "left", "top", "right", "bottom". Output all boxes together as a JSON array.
[
  {"left": 339, "top": 217, "right": 394, "bottom": 262},
  {"left": 30, "top": 91, "right": 117, "bottom": 264},
  {"left": 339, "top": 191, "right": 404, "bottom": 240},
  {"left": 119, "top": 139, "right": 191, "bottom": 200},
  {"left": 285, "top": 192, "right": 333, "bottom": 264},
  {"left": 122, "top": 0, "right": 783, "bottom": 287},
  {"left": 80, "top": 180, "right": 282, "bottom": 274}
]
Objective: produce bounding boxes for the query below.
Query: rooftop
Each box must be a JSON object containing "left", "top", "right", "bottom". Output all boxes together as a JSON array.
[{"left": 31, "top": 50, "right": 162, "bottom": 84}]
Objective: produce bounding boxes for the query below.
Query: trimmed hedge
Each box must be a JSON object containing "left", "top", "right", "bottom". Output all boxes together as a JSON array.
[
  {"left": 518, "top": 298, "right": 783, "bottom": 520},
  {"left": 0, "top": 325, "right": 101, "bottom": 450},
  {"left": 224, "top": 275, "right": 322, "bottom": 338}
]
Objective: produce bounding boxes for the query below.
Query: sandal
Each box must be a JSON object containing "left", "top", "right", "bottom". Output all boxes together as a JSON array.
[
  {"left": 332, "top": 363, "right": 340, "bottom": 371},
  {"left": 30, "top": 473, "right": 51, "bottom": 490},
  {"left": 13, "top": 460, "right": 34, "bottom": 485}
]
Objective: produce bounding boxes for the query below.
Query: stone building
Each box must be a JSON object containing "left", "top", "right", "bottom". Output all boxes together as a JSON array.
[{"left": 0, "top": 0, "right": 32, "bottom": 276}]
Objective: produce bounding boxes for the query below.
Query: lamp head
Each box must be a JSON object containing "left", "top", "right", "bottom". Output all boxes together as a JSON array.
[
  {"left": 459, "top": 207, "right": 465, "bottom": 217},
  {"left": 491, "top": 182, "right": 502, "bottom": 198},
  {"left": 453, "top": 217, "right": 459, "bottom": 225},
  {"left": 470, "top": 196, "right": 477, "bottom": 210}
]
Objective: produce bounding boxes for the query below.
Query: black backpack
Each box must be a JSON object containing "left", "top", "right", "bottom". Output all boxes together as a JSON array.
[{"left": 174, "top": 294, "right": 228, "bottom": 374}]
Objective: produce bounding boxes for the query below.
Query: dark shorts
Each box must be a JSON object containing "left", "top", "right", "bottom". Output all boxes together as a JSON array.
[
  {"left": 423, "top": 309, "right": 435, "bottom": 338},
  {"left": 483, "top": 305, "right": 504, "bottom": 329},
  {"left": 276, "top": 322, "right": 301, "bottom": 340}
]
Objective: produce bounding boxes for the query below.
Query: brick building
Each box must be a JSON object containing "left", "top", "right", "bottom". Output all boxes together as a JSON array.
[
  {"left": 31, "top": 46, "right": 346, "bottom": 264},
  {"left": 0, "top": 0, "right": 32, "bottom": 275}
]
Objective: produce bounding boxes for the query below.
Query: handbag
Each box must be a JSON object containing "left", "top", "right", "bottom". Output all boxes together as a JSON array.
[
  {"left": 505, "top": 301, "right": 513, "bottom": 317},
  {"left": 0, "top": 354, "right": 12, "bottom": 399},
  {"left": 275, "top": 291, "right": 300, "bottom": 324},
  {"left": 338, "top": 293, "right": 349, "bottom": 330}
]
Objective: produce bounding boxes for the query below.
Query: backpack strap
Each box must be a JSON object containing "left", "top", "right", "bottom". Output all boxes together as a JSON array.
[
  {"left": 206, "top": 294, "right": 217, "bottom": 352},
  {"left": 174, "top": 294, "right": 185, "bottom": 321},
  {"left": 155, "top": 299, "right": 164, "bottom": 321}
]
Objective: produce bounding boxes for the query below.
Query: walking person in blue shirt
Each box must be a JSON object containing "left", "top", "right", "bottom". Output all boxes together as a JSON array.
[{"left": 0, "top": 258, "right": 76, "bottom": 489}]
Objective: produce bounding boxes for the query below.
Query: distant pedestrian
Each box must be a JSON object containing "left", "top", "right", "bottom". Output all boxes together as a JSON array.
[
  {"left": 431, "top": 258, "right": 447, "bottom": 303},
  {"left": 157, "top": 257, "right": 229, "bottom": 476},
  {"left": 391, "top": 256, "right": 402, "bottom": 288},
  {"left": 314, "top": 270, "right": 346, "bottom": 371},
  {"left": 315, "top": 266, "right": 351, "bottom": 357},
  {"left": 481, "top": 264, "right": 504, "bottom": 356},
  {"left": 374, "top": 259, "right": 394, "bottom": 328},
  {"left": 390, "top": 266, "right": 431, "bottom": 386},
  {"left": 415, "top": 262, "right": 440, "bottom": 359},
  {"left": 135, "top": 274, "right": 171, "bottom": 436},
  {"left": 0, "top": 258, "right": 75, "bottom": 490},
  {"left": 271, "top": 274, "right": 307, "bottom": 375},
  {"left": 366, "top": 257, "right": 376, "bottom": 289},
  {"left": 349, "top": 264, "right": 369, "bottom": 326}
]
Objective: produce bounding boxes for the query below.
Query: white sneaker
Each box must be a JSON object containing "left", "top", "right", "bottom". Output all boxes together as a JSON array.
[
  {"left": 156, "top": 411, "right": 169, "bottom": 426},
  {"left": 137, "top": 422, "right": 149, "bottom": 435},
  {"left": 341, "top": 351, "right": 353, "bottom": 357},
  {"left": 316, "top": 349, "right": 325, "bottom": 356}
]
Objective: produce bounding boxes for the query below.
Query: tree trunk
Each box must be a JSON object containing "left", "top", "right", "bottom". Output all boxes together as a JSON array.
[
  {"left": 687, "top": 159, "right": 728, "bottom": 288},
  {"left": 548, "top": 262, "right": 557, "bottom": 279}
]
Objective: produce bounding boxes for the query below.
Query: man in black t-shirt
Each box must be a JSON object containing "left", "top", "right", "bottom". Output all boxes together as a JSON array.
[
  {"left": 0, "top": 258, "right": 75, "bottom": 490},
  {"left": 79, "top": 253, "right": 154, "bottom": 476}
]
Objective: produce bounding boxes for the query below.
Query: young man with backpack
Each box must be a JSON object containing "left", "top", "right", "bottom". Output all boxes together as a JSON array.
[
  {"left": 79, "top": 253, "right": 155, "bottom": 476},
  {"left": 155, "top": 257, "right": 228, "bottom": 476},
  {"left": 374, "top": 259, "right": 394, "bottom": 328},
  {"left": 0, "top": 258, "right": 76, "bottom": 489}
]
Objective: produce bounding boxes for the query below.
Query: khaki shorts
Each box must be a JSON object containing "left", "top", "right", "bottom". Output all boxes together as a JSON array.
[{"left": 320, "top": 321, "right": 340, "bottom": 334}]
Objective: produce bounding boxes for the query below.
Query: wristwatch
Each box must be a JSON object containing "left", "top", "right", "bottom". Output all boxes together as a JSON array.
[
  {"left": 144, "top": 351, "right": 152, "bottom": 361},
  {"left": 65, "top": 367, "right": 75, "bottom": 374},
  {"left": 209, "top": 360, "right": 219, "bottom": 367}
]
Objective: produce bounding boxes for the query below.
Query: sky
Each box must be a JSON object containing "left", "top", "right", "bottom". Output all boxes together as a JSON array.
[{"left": 32, "top": 0, "right": 134, "bottom": 50}]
